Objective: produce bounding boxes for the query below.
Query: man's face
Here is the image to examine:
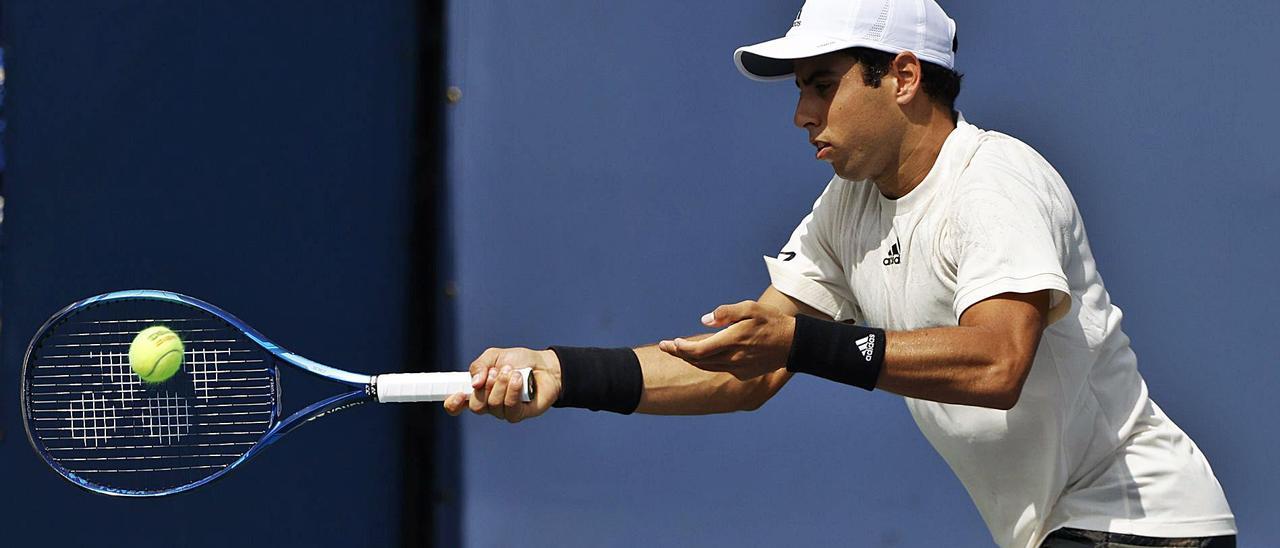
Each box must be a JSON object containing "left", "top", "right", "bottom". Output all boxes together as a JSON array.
[{"left": 793, "top": 53, "right": 903, "bottom": 182}]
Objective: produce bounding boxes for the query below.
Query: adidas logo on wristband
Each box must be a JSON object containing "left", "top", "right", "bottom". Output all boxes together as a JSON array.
[
  {"left": 788, "top": 315, "right": 885, "bottom": 391},
  {"left": 855, "top": 334, "right": 877, "bottom": 362}
]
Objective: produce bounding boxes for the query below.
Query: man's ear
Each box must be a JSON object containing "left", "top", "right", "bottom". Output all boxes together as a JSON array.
[{"left": 890, "top": 51, "right": 923, "bottom": 105}]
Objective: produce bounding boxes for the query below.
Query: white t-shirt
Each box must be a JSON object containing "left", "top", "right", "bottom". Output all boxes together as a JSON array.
[{"left": 767, "top": 120, "right": 1236, "bottom": 548}]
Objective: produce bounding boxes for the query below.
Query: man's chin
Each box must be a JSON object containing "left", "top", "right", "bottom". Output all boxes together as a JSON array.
[
  {"left": 829, "top": 164, "right": 857, "bottom": 181},
  {"left": 829, "top": 160, "right": 874, "bottom": 182}
]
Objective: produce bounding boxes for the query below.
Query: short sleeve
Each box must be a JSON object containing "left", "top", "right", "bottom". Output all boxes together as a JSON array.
[
  {"left": 950, "top": 171, "right": 1072, "bottom": 323},
  {"left": 765, "top": 179, "right": 857, "bottom": 320}
]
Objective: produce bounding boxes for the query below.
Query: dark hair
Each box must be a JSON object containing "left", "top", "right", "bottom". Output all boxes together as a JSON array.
[{"left": 841, "top": 47, "right": 963, "bottom": 121}]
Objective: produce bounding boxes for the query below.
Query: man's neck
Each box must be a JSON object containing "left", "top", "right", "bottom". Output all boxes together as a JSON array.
[{"left": 873, "top": 110, "right": 957, "bottom": 200}]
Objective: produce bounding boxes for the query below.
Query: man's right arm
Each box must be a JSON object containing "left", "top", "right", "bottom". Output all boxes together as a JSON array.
[{"left": 444, "top": 286, "right": 829, "bottom": 421}]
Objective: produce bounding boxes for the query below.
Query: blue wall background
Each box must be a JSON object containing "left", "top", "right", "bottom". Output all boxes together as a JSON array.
[
  {"left": 446, "top": 1, "right": 1279, "bottom": 546},
  {"left": 0, "top": 1, "right": 1274, "bottom": 546},
  {"left": 0, "top": 2, "right": 422, "bottom": 546}
]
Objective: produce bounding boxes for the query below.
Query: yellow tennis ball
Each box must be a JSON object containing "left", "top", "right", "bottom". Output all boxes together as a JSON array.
[{"left": 129, "top": 326, "right": 185, "bottom": 383}]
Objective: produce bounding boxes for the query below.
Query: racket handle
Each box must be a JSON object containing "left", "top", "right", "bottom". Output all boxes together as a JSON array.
[{"left": 375, "top": 368, "right": 535, "bottom": 403}]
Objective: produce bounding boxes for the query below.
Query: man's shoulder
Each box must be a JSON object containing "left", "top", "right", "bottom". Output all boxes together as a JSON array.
[
  {"left": 941, "top": 138, "right": 1077, "bottom": 233},
  {"left": 968, "top": 127, "right": 1048, "bottom": 170},
  {"left": 955, "top": 127, "right": 1064, "bottom": 198}
]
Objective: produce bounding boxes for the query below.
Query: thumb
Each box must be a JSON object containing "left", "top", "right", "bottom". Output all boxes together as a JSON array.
[{"left": 702, "top": 300, "right": 757, "bottom": 328}]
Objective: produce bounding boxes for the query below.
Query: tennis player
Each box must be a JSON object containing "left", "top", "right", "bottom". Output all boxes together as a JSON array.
[{"left": 445, "top": 1, "right": 1237, "bottom": 546}]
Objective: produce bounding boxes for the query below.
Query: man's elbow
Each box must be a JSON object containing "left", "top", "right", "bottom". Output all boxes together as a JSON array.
[
  {"left": 983, "top": 357, "right": 1033, "bottom": 411},
  {"left": 987, "top": 386, "right": 1022, "bottom": 411}
]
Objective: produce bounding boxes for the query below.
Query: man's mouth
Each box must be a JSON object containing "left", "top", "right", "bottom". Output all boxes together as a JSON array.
[{"left": 813, "top": 140, "right": 833, "bottom": 161}]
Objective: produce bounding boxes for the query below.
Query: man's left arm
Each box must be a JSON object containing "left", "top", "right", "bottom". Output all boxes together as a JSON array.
[
  {"left": 876, "top": 290, "right": 1049, "bottom": 409},
  {"left": 662, "top": 171, "right": 1072, "bottom": 410},
  {"left": 661, "top": 289, "right": 1050, "bottom": 410}
]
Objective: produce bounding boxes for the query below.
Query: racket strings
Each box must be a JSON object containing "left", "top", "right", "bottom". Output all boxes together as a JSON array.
[{"left": 24, "top": 302, "right": 278, "bottom": 493}]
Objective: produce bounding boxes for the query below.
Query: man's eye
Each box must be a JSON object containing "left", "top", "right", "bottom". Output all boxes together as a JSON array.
[{"left": 799, "top": 82, "right": 834, "bottom": 96}]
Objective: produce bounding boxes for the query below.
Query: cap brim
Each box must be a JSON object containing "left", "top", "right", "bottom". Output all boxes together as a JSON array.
[{"left": 734, "top": 34, "right": 854, "bottom": 82}]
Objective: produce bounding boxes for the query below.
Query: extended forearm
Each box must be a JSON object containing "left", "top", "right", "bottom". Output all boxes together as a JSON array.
[
  {"left": 548, "top": 287, "right": 814, "bottom": 415},
  {"left": 634, "top": 337, "right": 788, "bottom": 415}
]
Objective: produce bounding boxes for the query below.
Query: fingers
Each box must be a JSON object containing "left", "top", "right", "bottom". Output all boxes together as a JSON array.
[
  {"left": 452, "top": 348, "right": 541, "bottom": 423},
  {"left": 468, "top": 347, "right": 501, "bottom": 378},
  {"left": 672, "top": 335, "right": 723, "bottom": 360},
  {"left": 468, "top": 348, "right": 502, "bottom": 408},
  {"left": 448, "top": 370, "right": 524, "bottom": 420},
  {"left": 702, "top": 300, "right": 760, "bottom": 328},
  {"left": 470, "top": 366, "right": 498, "bottom": 415},
  {"left": 502, "top": 371, "right": 525, "bottom": 423},
  {"left": 486, "top": 366, "right": 512, "bottom": 416},
  {"left": 658, "top": 325, "right": 742, "bottom": 367},
  {"left": 482, "top": 367, "right": 532, "bottom": 422},
  {"left": 443, "top": 392, "right": 468, "bottom": 416}
]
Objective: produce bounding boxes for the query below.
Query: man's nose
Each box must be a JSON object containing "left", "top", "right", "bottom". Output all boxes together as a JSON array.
[{"left": 794, "top": 96, "right": 820, "bottom": 129}]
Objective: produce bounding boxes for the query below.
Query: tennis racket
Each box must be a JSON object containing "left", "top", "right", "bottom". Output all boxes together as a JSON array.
[{"left": 20, "top": 289, "right": 533, "bottom": 497}]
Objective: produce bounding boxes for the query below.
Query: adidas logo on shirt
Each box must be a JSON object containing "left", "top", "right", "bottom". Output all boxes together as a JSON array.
[
  {"left": 882, "top": 243, "right": 902, "bottom": 266},
  {"left": 855, "top": 334, "right": 877, "bottom": 362}
]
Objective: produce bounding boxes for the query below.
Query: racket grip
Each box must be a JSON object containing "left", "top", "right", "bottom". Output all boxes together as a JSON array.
[{"left": 375, "top": 368, "right": 535, "bottom": 403}]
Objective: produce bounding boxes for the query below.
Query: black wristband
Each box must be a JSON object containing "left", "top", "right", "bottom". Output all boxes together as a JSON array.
[
  {"left": 548, "top": 346, "right": 643, "bottom": 414},
  {"left": 786, "top": 315, "right": 886, "bottom": 391}
]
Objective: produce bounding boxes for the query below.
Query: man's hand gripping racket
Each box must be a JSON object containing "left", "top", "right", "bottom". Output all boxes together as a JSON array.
[
  {"left": 20, "top": 290, "right": 536, "bottom": 497},
  {"left": 443, "top": 347, "right": 563, "bottom": 423}
]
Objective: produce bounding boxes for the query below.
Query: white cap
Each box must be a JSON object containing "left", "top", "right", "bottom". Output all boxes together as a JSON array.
[{"left": 734, "top": 0, "right": 957, "bottom": 81}]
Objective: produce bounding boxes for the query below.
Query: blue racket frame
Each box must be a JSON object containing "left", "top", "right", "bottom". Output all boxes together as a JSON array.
[{"left": 22, "top": 289, "right": 377, "bottom": 497}]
